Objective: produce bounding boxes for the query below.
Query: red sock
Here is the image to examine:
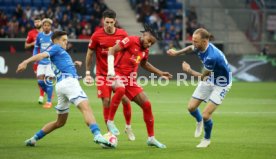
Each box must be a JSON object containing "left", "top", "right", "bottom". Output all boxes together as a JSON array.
[
  {"left": 108, "top": 87, "right": 125, "bottom": 121},
  {"left": 123, "top": 102, "right": 131, "bottom": 125},
  {"left": 39, "top": 84, "right": 44, "bottom": 97},
  {"left": 103, "top": 106, "right": 110, "bottom": 124},
  {"left": 142, "top": 101, "right": 154, "bottom": 137}
]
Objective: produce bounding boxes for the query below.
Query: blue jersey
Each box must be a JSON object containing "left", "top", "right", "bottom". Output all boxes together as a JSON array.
[
  {"left": 194, "top": 43, "right": 232, "bottom": 86},
  {"left": 45, "top": 44, "right": 78, "bottom": 82},
  {"left": 33, "top": 32, "right": 53, "bottom": 65}
]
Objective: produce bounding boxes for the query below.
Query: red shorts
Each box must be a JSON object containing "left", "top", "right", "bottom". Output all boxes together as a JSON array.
[
  {"left": 116, "top": 75, "right": 143, "bottom": 101},
  {"left": 33, "top": 63, "right": 38, "bottom": 74},
  {"left": 96, "top": 76, "right": 112, "bottom": 98}
]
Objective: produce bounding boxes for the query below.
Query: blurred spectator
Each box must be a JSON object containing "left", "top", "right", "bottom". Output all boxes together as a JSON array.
[
  {"left": 14, "top": 4, "right": 23, "bottom": 19},
  {"left": 17, "top": 26, "right": 27, "bottom": 38},
  {"left": 24, "top": 6, "right": 32, "bottom": 19},
  {"left": 78, "top": 29, "right": 90, "bottom": 39},
  {"left": 0, "top": 27, "right": 7, "bottom": 38},
  {"left": 7, "top": 16, "right": 19, "bottom": 38}
]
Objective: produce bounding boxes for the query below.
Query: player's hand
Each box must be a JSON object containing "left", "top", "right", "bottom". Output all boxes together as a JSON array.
[
  {"left": 16, "top": 61, "right": 28, "bottom": 73},
  {"left": 167, "top": 49, "right": 178, "bottom": 56},
  {"left": 182, "top": 61, "right": 191, "bottom": 73},
  {"left": 74, "top": 61, "right": 82, "bottom": 68},
  {"left": 160, "top": 72, "right": 173, "bottom": 80},
  {"left": 84, "top": 75, "right": 93, "bottom": 84}
]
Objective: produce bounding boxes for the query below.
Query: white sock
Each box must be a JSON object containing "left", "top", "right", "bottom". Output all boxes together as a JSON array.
[
  {"left": 125, "top": 125, "right": 131, "bottom": 129},
  {"left": 148, "top": 136, "right": 155, "bottom": 140},
  {"left": 107, "top": 120, "right": 114, "bottom": 124}
]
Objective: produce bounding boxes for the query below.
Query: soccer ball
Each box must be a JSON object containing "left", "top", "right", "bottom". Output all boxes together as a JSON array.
[{"left": 102, "top": 132, "right": 118, "bottom": 148}]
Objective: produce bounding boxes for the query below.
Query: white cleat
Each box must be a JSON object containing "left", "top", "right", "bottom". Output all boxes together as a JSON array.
[
  {"left": 194, "top": 120, "right": 203, "bottom": 138},
  {"left": 196, "top": 139, "right": 211, "bottom": 148},
  {"left": 107, "top": 121, "right": 120, "bottom": 136},
  {"left": 38, "top": 96, "right": 44, "bottom": 104},
  {"left": 147, "top": 137, "right": 166, "bottom": 149},
  {"left": 25, "top": 137, "right": 37, "bottom": 147},
  {"left": 125, "top": 128, "right": 135, "bottom": 141}
]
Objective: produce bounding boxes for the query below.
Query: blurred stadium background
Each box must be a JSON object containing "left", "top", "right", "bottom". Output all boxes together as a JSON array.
[
  {"left": 0, "top": 0, "right": 276, "bottom": 80},
  {"left": 0, "top": 0, "right": 276, "bottom": 159}
]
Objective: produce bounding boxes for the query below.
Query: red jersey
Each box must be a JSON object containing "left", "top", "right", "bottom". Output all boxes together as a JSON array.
[
  {"left": 115, "top": 36, "right": 149, "bottom": 76},
  {"left": 26, "top": 29, "right": 39, "bottom": 50},
  {"left": 88, "top": 28, "right": 128, "bottom": 76}
]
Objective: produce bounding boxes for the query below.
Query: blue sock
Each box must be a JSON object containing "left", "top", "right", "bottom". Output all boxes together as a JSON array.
[
  {"left": 204, "top": 119, "right": 213, "bottom": 139},
  {"left": 45, "top": 85, "right": 53, "bottom": 103},
  {"left": 89, "top": 124, "right": 101, "bottom": 136},
  {"left": 37, "top": 80, "right": 46, "bottom": 92},
  {"left": 34, "top": 130, "right": 46, "bottom": 140},
  {"left": 190, "top": 108, "right": 203, "bottom": 122}
]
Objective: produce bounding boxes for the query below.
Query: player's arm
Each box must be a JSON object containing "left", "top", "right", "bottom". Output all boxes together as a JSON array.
[
  {"left": 16, "top": 52, "right": 49, "bottom": 73},
  {"left": 25, "top": 41, "right": 35, "bottom": 49},
  {"left": 182, "top": 61, "right": 211, "bottom": 80},
  {"left": 140, "top": 59, "right": 172, "bottom": 79},
  {"left": 84, "top": 48, "right": 94, "bottom": 84},
  {"left": 107, "top": 44, "right": 122, "bottom": 77},
  {"left": 167, "top": 45, "right": 194, "bottom": 56}
]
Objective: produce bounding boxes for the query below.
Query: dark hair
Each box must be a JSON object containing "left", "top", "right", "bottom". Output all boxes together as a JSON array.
[
  {"left": 34, "top": 17, "right": 41, "bottom": 21},
  {"left": 51, "top": 31, "right": 67, "bottom": 41},
  {"left": 103, "top": 9, "right": 116, "bottom": 19},
  {"left": 194, "top": 28, "right": 214, "bottom": 41},
  {"left": 141, "top": 23, "right": 160, "bottom": 40}
]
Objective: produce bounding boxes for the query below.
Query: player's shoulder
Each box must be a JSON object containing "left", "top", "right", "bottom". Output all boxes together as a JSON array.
[{"left": 116, "top": 28, "right": 128, "bottom": 36}]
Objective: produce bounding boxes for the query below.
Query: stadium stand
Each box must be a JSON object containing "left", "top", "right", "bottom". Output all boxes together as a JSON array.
[{"left": 0, "top": 0, "right": 109, "bottom": 39}]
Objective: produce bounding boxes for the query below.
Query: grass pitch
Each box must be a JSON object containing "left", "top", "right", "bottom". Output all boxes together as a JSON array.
[{"left": 0, "top": 79, "right": 275, "bottom": 159}]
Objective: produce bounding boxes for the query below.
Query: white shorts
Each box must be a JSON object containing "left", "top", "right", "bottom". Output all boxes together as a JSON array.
[
  {"left": 37, "top": 64, "right": 55, "bottom": 77},
  {"left": 55, "top": 77, "right": 88, "bottom": 114},
  {"left": 192, "top": 81, "right": 231, "bottom": 105}
]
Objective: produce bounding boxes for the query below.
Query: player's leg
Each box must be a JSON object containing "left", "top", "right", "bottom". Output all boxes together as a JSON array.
[
  {"left": 121, "top": 95, "right": 135, "bottom": 141},
  {"left": 196, "top": 102, "right": 216, "bottom": 148},
  {"left": 96, "top": 77, "right": 112, "bottom": 124},
  {"left": 36, "top": 65, "right": 47, "bottom": 94},
  {"left": 25, "top": 91, "right": 70, "bottom": 146},
  {"left": 25, "top": 113, "right": 68, "bottom": 146},
  {"left": 33, "top": 63, "right": 44, "bottom": 104},
  {"left": 132, "top": 91, "right": 166, "bottom": 148},
  {"left": 107, "top": 78, "right": 125, "bottom": 135},
  {"left": 67, "top": 77, "right": 114, "bottom": 147},
  {"left": 197, "top": 84, "right": 231, "bottom": 148},
  {"left": 101, "top": 97, "right": 110, "bottom": 124},
  {"left": 189, "top": 81, "right": 212, "bottom": 138},
  {"left": 43, "top": 64, "right": 55, "bottom": 109}
]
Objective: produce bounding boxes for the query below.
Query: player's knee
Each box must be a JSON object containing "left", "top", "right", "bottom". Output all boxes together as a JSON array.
[
  {"left": 121, "top": 96, "right": 130, "bottom": 105},
  {"left": 187, "top": 103, "right": 197, "bottom": 112},
  {"left": 202, "top": 111, "right": 211, "bottom": 121},
  {"left": 102, "top": 98, "right": 110, "bottom": 107}
]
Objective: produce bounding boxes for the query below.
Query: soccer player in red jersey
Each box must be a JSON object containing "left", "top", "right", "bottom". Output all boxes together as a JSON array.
[
  {"left": 25, "top": 17, "right": 45, "bottom": 104},
  {"left": 84, "top": 10, "right": 135, "bottom": 141},
  {"left": 107, "top": 24, "right": 172, "bottom": 148}
]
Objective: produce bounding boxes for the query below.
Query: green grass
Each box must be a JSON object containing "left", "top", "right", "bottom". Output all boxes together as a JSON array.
[{"left": 0, "top": 79, "right": 276, "bottom": 159}]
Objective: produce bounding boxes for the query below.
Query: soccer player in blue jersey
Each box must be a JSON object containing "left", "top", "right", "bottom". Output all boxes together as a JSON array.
[
  {"left": 33, "top": 18, "right": 54, "bottom": 109},
  {"left": 16, "top": 31, "right": 114, "bottom": 148},
  {"left": 167, "top": 28, "right": 232, "bottom": 148}
]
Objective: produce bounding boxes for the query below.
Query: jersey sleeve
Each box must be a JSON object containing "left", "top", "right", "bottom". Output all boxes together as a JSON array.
[
  {"left": 204, "top": 58, "right": 216, "bottom": 71},
  {"left": 118, "top": 37, "right": 132, "bottom": 50},
  {"left": 88, "top": 34, "right": 98, "bottom": 50},
  {"left": 32, "top": 34, "right": 40, "bottom": 56},
  {"left": 26, "top": 32, "right": 32, "bottom": 43},
  {"left": 143, "top": 49, "right": 149, "bottom": 61}
]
